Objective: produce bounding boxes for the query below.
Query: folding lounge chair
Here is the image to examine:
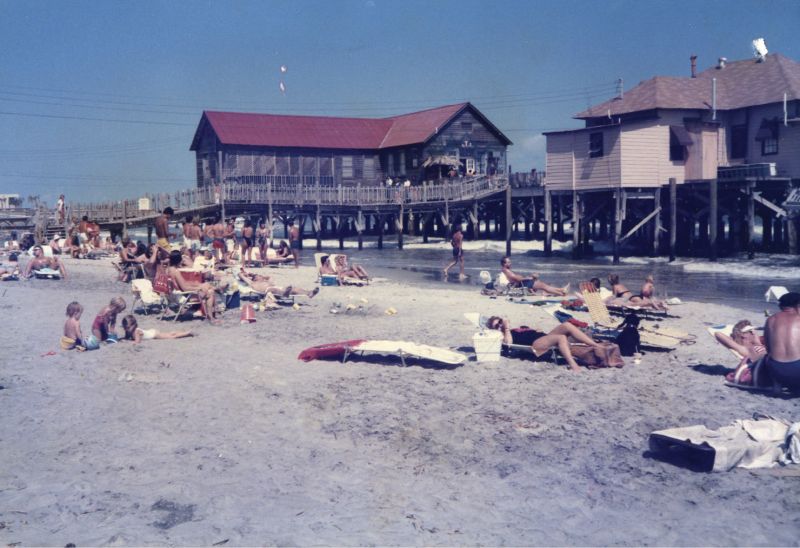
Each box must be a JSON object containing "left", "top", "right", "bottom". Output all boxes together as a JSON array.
[
  {"left": 131, "top": 279, "right": 166, "bottom": 316},
  {"left": 576, "top": 283, "right": 692, "bottom": 351},
  {"left": 151, "top": 273, "right": 205, "bottom": 322},
  {"left": 706, "top": 325, "right": 777, "bottom": 391}
]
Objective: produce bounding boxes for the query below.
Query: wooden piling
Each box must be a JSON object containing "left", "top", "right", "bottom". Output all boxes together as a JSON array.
[
  {"left": 505, "top": 184, "right": 512, "bottom": 256},
  {"left": 651, "top": 187, "right": 661, "bottom": 257},
  {"left": 669, "top": 178, "right": 677, "bottom": 261},
  {"left": 571, "top": 191, "right": 580, "bottom": 258},
  {"left": 397, "top": 205, "right": 404, "bottom": 250},
  {"left": 377, "top": 214, "right": 384, "bottom": 249},
  {"left": 544, "top": 189, "right": 552, "bottom": 256},
  {"left": 746, "top": 182, "right": 755, "bottom": 259},
  {"left": 613, "top": 189, "right": 622, "bottom": 265},
  {"left": 709, "top": 179, "right": 718, "bottom": 261}
]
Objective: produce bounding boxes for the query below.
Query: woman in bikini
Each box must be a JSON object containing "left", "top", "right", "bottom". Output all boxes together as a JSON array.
[
  {"left": 486, "top": 316, "right": 608, "bottom": 373},
  {"left": 715, "top": 320, "right": 766, "bottom": 385},
  {"left": 121, "top": 315, "right": 193, "bottom": 343}
]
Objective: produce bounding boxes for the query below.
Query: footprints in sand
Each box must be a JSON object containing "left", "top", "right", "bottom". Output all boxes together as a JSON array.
[{"left": 150, "top": 498, "right": 197, "bottom": 530}]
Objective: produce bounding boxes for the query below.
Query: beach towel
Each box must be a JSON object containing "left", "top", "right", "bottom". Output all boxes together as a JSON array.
[{"left": 650, "top": 415, "right": 800, "bottom": 472}]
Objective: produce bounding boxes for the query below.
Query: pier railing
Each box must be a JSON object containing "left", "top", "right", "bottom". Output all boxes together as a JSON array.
[{"left": 69, "top": 175, "right": 508, "bottom": 225}]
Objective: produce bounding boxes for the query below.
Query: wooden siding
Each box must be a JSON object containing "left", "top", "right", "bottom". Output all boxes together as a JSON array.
[
  {"left": 746, "top": 103, "right": 800, "bottom": 178},
  {"left": 545, "top": 126, "right": 621, "bottom": 191},
  {"left": 196, "top": 109, "right": 509, "bottom": 187}
]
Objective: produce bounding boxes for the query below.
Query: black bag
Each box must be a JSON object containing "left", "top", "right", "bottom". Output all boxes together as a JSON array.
[{"left": 615, "top": 313, "right": 641, "bottom": 356}]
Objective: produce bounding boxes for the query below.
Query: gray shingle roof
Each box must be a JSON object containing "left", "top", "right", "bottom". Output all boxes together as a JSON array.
[{"left": 576, "top": 54, "right": 800, "bottom": 119}]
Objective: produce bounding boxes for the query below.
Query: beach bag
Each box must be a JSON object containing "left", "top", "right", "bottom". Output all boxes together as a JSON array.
[
  {"left": 615, "top": 313, "right": 641, "bottom": 356},
  {"left": 571, "top": 342, "right": 625, "bottom": 368}
]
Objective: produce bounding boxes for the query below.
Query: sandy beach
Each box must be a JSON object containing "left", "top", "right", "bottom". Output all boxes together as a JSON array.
[{"left": 1, "top": 255, "right": 799, "bottom": 546}]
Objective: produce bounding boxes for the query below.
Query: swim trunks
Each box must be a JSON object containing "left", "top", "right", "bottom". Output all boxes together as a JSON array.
[
  {"left": 212, "top": 238, "right": 225, "bottom": 250},
  {"left": 157, "top": 238, "right": 170, "bottom": 250},
  {"left": 290, "top": 239, "right": 301, "bottom": 250},
  {"left": 244, "top": 236, "right": 253, "bottom": 247},
  {"left": 452, "top": 247, "right": 463, "bottom": 258},
  {"left": 765, "top": 356, "right": 800, "bottom": 391}
]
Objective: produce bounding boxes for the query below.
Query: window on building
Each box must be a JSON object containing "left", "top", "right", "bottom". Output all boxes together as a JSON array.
[
  {"left": 460, "top": 121, "right": 473, "bottom": 131},
  {"left": 388, "top": 153, "right": 394, "bottom": 174},
  {"left": 756, "top": 119, "right": 779, "bottom": 156},
  {"left": 669, "top": 126, "right": 691, "bottom": 162},
  {"left": 589, "top": 132, "right": 604, "bottom": 158},
  {"left": 730, "top": 125, "right": 747, "bottom": 159},
  {"left": 342, "top": 156, "right": 353, "bottom": 178},
  {"left": 399, "top": 151, "right": 406, "bottom": 175}
]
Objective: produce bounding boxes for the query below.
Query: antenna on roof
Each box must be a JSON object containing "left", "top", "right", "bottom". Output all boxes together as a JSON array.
[{"left": 752, "top": 38, "right": 768, "bottom": 62}]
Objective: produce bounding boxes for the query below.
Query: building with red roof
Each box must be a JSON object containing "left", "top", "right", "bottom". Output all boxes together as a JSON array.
[{"left": 190, "top": 102, "right": 511, "bottom": 188}]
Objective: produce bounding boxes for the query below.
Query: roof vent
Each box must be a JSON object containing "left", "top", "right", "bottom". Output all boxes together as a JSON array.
[
  {"left": 753, "top": 38, "right": 768, "bottom": 62},
  {"left": 717, "top": 57, "right": 727, "bottom": 69},
  {"left": 690, "top": 55, "right": 697, "bottom": 78}
]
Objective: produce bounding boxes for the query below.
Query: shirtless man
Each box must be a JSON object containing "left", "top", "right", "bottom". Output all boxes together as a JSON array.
[
  {"left": 154, "top": 207, "right": 174, "bottom": 257},
  {"left": 764, "top": 292, "right": 800, "bottom": 392},
  {"left": 206, "top": 216, "right": 226, "bottom": 262},
  {"left": 23, "top": 245, "right": 67, "bottom": 279},
  {"left": 288, "top": 219, "right": 300, "bottom": 268},
  {"left": 443, "top": 225, "right": 465, "bottom": 278},
  {"left": 182, "top": 216, "right": 202, "bottom": 260},
  {"left": 497, "top": 256, "right": 568, "bottom": 296},
  {"left": 239, "top": 267, "right": 318, "bottom": 298}
]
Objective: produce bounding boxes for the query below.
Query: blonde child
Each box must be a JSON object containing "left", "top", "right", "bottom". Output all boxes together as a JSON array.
[
  {"left": 121, "top": 315, "right": 193, "bottom": 344},
  {"left": 61, "top": 301, "right": 86, "bottom": 350},
  {"left": 91, "top": 296, "right": 126, "bottom": 342}
]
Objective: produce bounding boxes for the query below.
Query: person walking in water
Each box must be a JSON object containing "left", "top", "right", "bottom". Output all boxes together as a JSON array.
[{"left": 443, "top": 224, "right": 465, "bottom": 279}]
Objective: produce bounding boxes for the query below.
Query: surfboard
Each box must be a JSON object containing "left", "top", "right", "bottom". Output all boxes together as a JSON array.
[{"left": 298, "top": 339, "right": 466, "bottom": 366}]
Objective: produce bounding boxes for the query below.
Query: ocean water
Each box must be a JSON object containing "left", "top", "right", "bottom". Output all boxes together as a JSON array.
[{"left": 122, "top": 226, "right": 799, "bottom": 315}]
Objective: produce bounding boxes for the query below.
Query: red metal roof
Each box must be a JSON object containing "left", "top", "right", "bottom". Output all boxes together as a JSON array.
[
  {"left": 576, "top": 53, "right": 800, "bottom": 119},
  {"left": 192, "top": 102, "right": 510, "bottom": 150}
]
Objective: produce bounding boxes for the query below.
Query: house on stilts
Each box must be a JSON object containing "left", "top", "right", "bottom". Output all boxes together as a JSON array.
[{"left": 543, "top": 52, "right": 800, "bottom": 261}]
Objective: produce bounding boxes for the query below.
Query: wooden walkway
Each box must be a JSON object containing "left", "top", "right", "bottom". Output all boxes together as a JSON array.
[{"left": 68, "top": 175, "right": 510, "bottom": 231}]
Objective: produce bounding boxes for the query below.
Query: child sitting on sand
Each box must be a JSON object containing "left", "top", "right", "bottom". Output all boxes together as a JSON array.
[
  {"left": 91, "top": 296, "right": 126, "bottom": 342},
  {"left": 121, "top": 315, "right": 193, "bottom": 343},
  {"left": 62, "top": 301, "right": 88, "bottom": 350}
]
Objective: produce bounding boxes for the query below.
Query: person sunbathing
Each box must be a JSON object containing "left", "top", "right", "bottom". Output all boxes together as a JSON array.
[
  {"left": 239, "top": 267, "right": 319, "bottom": 298},
  {"left": 714, "top": 320, "right": 766, "bottom": 385},
  {"left": 637, "top": 275, "right": 669, "bottom": 311},
  {"left": 91, "top": 296, "right": 126, "bottom": 342},
  {"left": 318, "top": 255, "right": 337, "bottom": 277},
  {"left": 333, "top": 255, "right": 369, "bottom": 281},
  {"left": 486, "top": 315, "right": 609, "bottom": 373},
  {"left": 166, "top": 250, "right": 221, "bottom": 324},
  {"left": 497, "top": 256, "right": 568, "bottom": 296},
  {"left": 23, "top": 245, "right": 67, "bottom": 279},
  {"left": 121, "top": 315, "right": 193, "bottom": 343}
]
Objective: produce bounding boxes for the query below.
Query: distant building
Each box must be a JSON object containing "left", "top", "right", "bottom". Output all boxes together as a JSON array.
[
  {"left": 0, "top": 194, "right": 21, "bottom": 209},
  {"left": 544, "top": 53, "right": 800, "bottom": 191},
  {"left": 190, "top": 103, "right": 511, "bottom": 187}
]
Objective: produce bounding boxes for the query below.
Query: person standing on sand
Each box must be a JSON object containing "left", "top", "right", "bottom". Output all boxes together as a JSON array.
[
  {"left": 443, "top": 225, "right": 465, "bottom": 278},
  {"left": 154, "top": 207, "right": 174, "bottom": 257},
  {"left": 288, "top": 219, "right": 300, "bottom": 268},
  {"left": 206, "top": 216, "right": 226, "bottom": 262},
  {"left": 56, "top": 194, "right": 65, "bottom": 224},
  {"left": 764, "top": 291, "right": 800, "bottom": 392}
]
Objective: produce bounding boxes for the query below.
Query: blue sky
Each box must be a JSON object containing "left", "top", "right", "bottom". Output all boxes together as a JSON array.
[{"left": 0, "top": 0, "right": 797, "bottom": 204}]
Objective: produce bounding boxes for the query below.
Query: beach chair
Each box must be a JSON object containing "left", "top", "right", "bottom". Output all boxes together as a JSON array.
[
  {"left": 151, "top": 271, "right": 204, "bottom": 322},
  {"left": 575, "top": 283, "right": 693, "bottom": 351},
  {"left": 131, "top": 279, "right": 166, "bottom": 316}
]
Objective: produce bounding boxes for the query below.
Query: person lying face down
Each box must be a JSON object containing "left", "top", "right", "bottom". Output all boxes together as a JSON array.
[{"left": 486, "top": 315, "right": 608, "bottom": 373}]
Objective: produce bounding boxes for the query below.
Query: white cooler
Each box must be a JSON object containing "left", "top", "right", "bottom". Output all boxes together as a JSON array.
[{"left": 473, "top": 330, "right": 503, "bottom": 362}]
